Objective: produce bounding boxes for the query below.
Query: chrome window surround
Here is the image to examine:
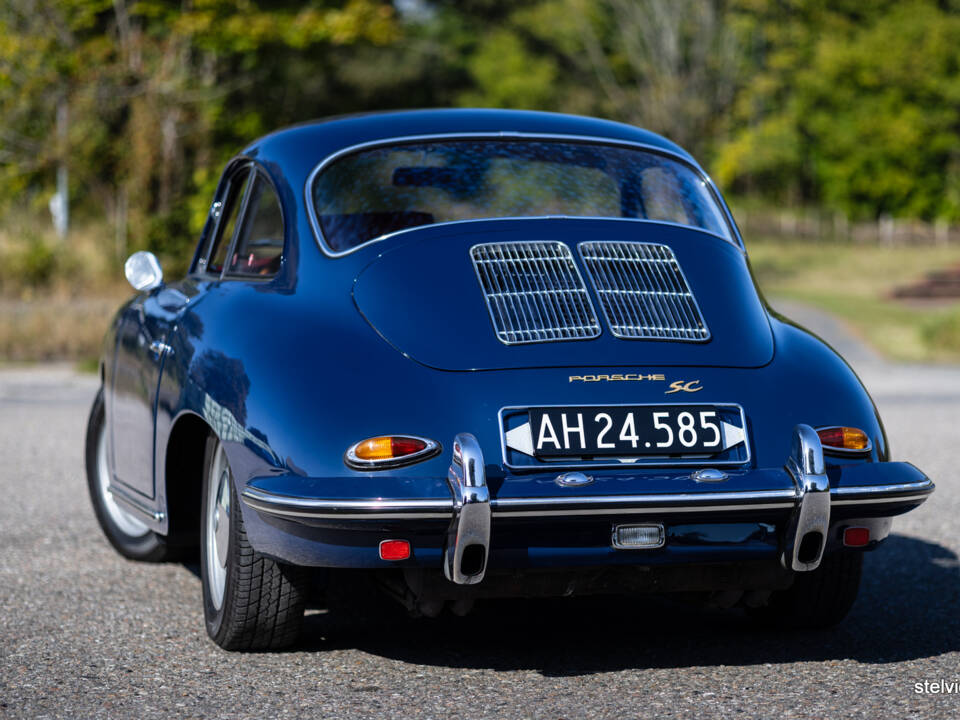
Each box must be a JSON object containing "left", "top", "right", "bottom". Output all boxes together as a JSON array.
[
  {"left": 303, "top": 132, "right": 742, "bottom": 258},
  {"left": 193, "top": 161, "right": 287, "bottom": 282},
  {"left": 343, "top": 435, "right": 441, "bottom": 471},
  {"left": 578, "top": 241, "right": 710, "bottom": 342},
  {"left": 197, "top": 162, "right": 254, "bottom": 276},
  {"left": 471, "top": 241, "right": 601, "bottom": 345},
  {"left": 498, "top": 402, "right": 751, "bottom": 471}
]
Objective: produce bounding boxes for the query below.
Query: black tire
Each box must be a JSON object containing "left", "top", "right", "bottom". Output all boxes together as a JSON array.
[
  {"left": 200, "top": 433, "right": 306, "bottom": 651},
  {"left": 749, "top": 550, "right": 863, "bottom": 629},
  {"left": 85, "top": 388, "right": 171, "bottom": 562}
]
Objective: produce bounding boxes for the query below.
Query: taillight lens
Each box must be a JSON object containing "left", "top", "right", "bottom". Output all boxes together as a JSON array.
[
  {"left": 345, "top": 435, "right": 440, "bottom": 470},
  {"left": 816, "top": 426, "right": 870, "bottom": 453}
]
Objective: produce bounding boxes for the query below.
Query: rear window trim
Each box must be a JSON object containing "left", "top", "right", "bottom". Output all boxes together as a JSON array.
[{"left": 304, "top": 132, "right": 741, "bottom": 258}]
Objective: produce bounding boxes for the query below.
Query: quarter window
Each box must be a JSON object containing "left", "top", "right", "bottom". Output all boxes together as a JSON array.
[
  {"left": 226, "top": 175, "right": 284, "bottom": 277},
  {"left": 207, "top": 168, "right": 251, "bottom": 275}
]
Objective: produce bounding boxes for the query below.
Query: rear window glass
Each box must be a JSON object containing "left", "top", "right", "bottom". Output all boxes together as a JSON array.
[{"left": 310, "top": 140, "right": 731, "bottom": 252}]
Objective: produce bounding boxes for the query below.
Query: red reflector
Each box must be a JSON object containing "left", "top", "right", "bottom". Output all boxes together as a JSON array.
[
  {"left": 390, "top": 437, "right": 427, "bottom": 457},
  {"left": 843, "top": 527, "right": 870, "bottom": 547},
  {"left": 379, "top": 539, "right": 411, "bottom": 561}
]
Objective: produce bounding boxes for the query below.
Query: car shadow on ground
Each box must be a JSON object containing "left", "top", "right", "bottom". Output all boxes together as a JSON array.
[{"left": 297, "top": 533, "right": 960, "bottom": 675}]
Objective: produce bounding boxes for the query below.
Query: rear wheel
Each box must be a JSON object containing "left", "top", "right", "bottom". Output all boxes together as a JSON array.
[
  {"left": 85, "top": 389, "right": 170, "bottom": 561},
  {"left": 201, "top": 434, "right": 306, "bottom": 651},
  {"left": 749, "top": 550, "right": 863, "bottom": 629}
]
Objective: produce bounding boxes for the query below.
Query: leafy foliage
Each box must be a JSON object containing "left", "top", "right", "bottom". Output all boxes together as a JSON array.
[
  {"left": 2, "top": 0, "right": 960, "bottom": 272},
  {"left": 716, "top": 0, "right": 960, "bottom": 220}
]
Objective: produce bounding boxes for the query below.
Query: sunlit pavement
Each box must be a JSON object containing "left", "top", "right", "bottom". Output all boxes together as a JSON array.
[{"left": 1, "top": 306, "right": 958, "bottom": 719}]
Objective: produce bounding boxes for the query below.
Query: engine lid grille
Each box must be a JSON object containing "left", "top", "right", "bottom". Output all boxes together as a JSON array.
[
  {"left": 578, "top": 241, "right": 710, "bottom": 341},
  {"left": 471, "top": 241, "right": 601, "bottom": 345}
]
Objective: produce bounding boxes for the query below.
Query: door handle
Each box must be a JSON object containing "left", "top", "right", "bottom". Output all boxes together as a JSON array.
[{"left": 149, "top": 340, "right": 172, "bottom": 359}]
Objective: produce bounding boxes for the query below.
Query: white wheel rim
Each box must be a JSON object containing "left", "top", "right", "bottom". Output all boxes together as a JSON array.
[
  {"left": 205, "top": 440, "right": 231, "bottom": 611},
  {"left": 97, "top": 423, "right": 150, "bottom": 538}
]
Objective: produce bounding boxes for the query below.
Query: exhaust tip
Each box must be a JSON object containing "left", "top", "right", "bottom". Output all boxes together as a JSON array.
[
  {"left": 460, "top": 544, "right": 486, "bottom": 577},
  {"left": 797, "top": 531, "right": 825, "bottom": 565}
]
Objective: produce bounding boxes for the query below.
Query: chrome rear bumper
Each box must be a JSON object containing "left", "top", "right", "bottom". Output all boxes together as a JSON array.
[
  {"left": 240, "top": 428, "right": 934, "bottom": 584},
  {"left": 782, "top": 424, "right": 831, "bottom": 571},
  {"left": 443, "top": 433, "right": 491, "bottom": 585}
]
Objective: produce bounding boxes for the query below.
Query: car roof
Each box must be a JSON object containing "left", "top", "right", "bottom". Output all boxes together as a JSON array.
[{"left": 242, "top": 109, "right": 699, "bottom": 189}]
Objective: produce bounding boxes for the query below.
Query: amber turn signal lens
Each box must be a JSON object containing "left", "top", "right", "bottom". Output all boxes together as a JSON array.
[
  {"left": 346, "top": 435, "right": 439, "bottom": 470},
  {"left": 353, "top": 437, "right": 395, "bottom": 461},
  {"left": 816, "top": 426, "right": 870, "bottom": 452},
  {"left": 352, "top": 436, "right": 428, "bottom": 461}
]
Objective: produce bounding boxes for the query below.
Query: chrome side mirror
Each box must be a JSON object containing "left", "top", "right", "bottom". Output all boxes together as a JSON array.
[{"left": 124, "top": 251, "right": 163, "bottom": 292}]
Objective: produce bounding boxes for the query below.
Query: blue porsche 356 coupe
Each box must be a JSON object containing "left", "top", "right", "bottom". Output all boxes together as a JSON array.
[{"left": 86, "top": 109, "right": 933, "bottom": 650}]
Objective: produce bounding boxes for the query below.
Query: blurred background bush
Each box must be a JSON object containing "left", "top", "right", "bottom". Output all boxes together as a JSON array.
[{"left": 1, "top": 0, "right": 959, "bottom": 363}]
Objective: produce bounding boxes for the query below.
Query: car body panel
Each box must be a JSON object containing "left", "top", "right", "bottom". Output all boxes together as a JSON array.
[
  {"left": 353, "top": 219, "right": 773, "bottom": 370},
  {"left": 94, "top": 109, "right": 931, "bottom": 591}
]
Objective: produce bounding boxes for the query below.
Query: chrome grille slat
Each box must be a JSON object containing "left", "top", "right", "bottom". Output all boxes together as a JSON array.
[
  {"left": 471, "top": 241, "right": 601, "bottom": 345},
  {"left": 579, "top": 241, "right": 710, "bottom": 341}
]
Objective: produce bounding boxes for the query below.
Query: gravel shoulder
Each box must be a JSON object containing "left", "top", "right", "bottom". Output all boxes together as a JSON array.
[{"left": 1, "top": 305, "right": 959, "bottom": 719}]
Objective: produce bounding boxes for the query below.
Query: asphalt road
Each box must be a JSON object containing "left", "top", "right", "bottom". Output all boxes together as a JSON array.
[{"left": 1, "top": 312, "right": 959, "bottom": 719}]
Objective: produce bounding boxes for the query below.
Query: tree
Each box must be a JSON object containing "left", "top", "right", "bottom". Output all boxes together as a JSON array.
[
  {"left": 0, "top": 0, "right": 398, "bottom": 268},
  {"left": 714, "top": 0, "right": 960, "bottom": 221}
]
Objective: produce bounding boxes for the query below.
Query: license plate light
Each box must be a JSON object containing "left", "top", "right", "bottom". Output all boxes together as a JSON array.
[{"left": 612, "top": 524, "right": 665, "bottom": 550}]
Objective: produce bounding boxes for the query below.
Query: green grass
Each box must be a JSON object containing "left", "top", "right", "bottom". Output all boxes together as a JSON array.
[
  {"left": 2, "top": 218, "right": 959, "bottom": 364},
  {"left": 0, "top": 219, "right": 130, "bottom": 365},
  {"left": 748, "top": 237, "right": 960, "bottom": 363}
]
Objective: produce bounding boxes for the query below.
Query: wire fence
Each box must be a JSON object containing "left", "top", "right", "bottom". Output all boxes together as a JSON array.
[{"left": 734, "top": 209, "right": 960, "bottom": 246}]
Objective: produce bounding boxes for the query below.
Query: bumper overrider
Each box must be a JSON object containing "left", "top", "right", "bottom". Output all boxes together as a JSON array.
[{"left": 240, "top": 424, "right": 933, "bottom": 584}]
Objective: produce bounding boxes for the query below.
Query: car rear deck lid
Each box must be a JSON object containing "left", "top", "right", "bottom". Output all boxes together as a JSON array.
[{"left": 352, "top": 218, "right": 774, "bottom": 371}]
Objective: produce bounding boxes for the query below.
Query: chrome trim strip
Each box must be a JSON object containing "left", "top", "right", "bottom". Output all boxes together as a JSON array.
[
  {"left": 241, "top": 488, "right": 452, "bottom": 520},
  {"left": 493, "top": 502, "right": 797, "bottom": 518},
  {"left": 498, "top": 402, "right": 751, "bottom": 471},
  {"left": 492, "top": 488, "right": 797, "bottom": 508},
  {"left": 359, "top": 217, "right": 732, "bottom": 258},
  {"left": 249, "top": 510, "right": 447, "bottom": 520},
  {"left": 831, "top": 493, "right": 931, "bottom": 506},
  {"left": 107, "top": 483, "right": 166, "bottom": 523},
  {"left": 831, "top": 479, "right": 934, "bottom": 496},
  {"left": 241, "top": 478, "right": 932, "bottom": 521},
  {"left": 303, "top": 131, "right": 739, "bottom": 258}
]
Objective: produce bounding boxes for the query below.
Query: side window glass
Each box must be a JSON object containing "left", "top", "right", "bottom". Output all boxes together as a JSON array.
[
  {"left": 226, "top": 174, "right": 284, "bottom": 277},
  {"left": 206, "top": 168, "right": 251, "bottom": 275}
]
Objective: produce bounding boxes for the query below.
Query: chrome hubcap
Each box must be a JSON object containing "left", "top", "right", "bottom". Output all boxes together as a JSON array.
[
  {"left": 205, "top": 441, "right": 230, "bottom": 610},
  {"left": 214, "top": 467, "right": 230, "bottom": 568},
  {"left": 97, "top": 422, "right": 149, "bottom": 538}
]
